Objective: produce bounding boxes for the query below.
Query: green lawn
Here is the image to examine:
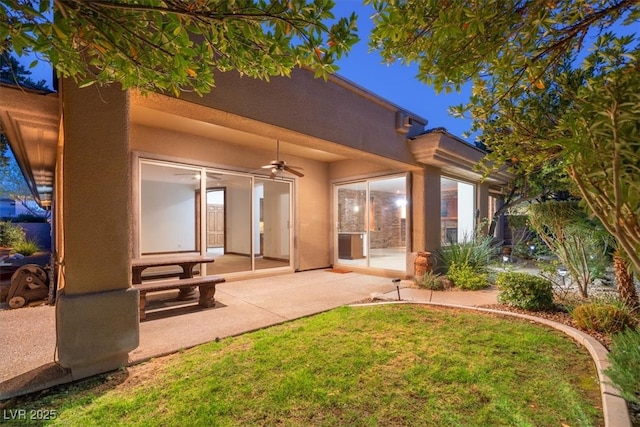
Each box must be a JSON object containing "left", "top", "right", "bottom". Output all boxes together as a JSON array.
[{"left": 3, "top": 305, "right": 603, "bottom": 426}]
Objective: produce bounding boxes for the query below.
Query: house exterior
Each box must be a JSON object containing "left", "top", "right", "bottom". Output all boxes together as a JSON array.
[{"left": 0, "top": 68, "right": 509, "bottom": 379}]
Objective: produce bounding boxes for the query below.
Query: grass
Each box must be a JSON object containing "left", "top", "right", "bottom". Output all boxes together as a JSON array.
[{"left": 2, "top": 305, "right": 603, "bottom": 426}]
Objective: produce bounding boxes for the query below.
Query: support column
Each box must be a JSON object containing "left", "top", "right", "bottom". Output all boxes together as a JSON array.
[
  {"left": 56, "top": 81, "right": 138, "bottom": 379},
  {"left": 422, "top": 165, "right": 442, "bottom": 253},
  {"left": 477, "top": 182, "right": 490, "bottom": 234}
]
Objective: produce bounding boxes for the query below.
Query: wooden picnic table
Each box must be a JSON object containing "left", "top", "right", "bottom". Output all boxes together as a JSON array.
[
  {"left": 130, "top": 254, "right": 224, "bottom": 320},
  {"left": 131, "top": 254, "right": 216, "bottom": 284}
]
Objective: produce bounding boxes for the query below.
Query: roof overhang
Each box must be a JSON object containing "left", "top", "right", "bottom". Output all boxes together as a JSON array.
[
  {"left": 408, "top": 129, "right": 512, "bottom": 187},
  {"left": 0, "top": 84, "right": 60, "bottom": 208}
]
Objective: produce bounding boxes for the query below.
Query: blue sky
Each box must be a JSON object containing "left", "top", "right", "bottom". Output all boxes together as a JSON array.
[{"left": 332, "top": 1, "right": 475, "bottom": 140}]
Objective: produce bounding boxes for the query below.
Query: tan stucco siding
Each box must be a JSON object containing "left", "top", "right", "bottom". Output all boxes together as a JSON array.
[
  {"left": 180, "top": 69, "right": 420, "bottom": 165},
  {"left": 61, "top": 82, "right": 132, "bottom": 294}
]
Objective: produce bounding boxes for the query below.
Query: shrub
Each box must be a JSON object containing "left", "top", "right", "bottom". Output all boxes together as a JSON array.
[
  {"left": 447, "top": 262, "right": 488, "bottom": 290},
  {"left": 605, "top": 328, "right": 640, "bottom": 404},
  {"left": 416, "top": 270, "right": 447, "bottom": 290},
  {"left": 0, "top": 221, "right": 26, "bottom": 247},
  {"left": 496, "top": 272, "right": 554, "bottom": 311},
  {"left": 527, "top": 201, "right": 612, "bottom": 298},
  {"left": 12, "top": 239, "right": 40, "bottom": 256},
  {"left": 436, "top": 234, "right": 498, "bottom": 273},
  {"left": 571, "top": 302, "right": 636, "bottom": 334}
]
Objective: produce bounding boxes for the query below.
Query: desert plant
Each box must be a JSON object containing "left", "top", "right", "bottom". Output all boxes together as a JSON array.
[
  {"left": 12, "top": 239, "right": 40, "bottom": 256},
  {"left": 0, "top": 221, "right": 26, "bottom": 247},
  {"left": 506, "top": 214, "right": 536, "bottom": 258},
  {"left": 528, "top": 201, "right": 612, "bottom": 298},
  {"left": 436, "top": 234, "right": 498, "bottom": 273},
  {"left": 496, "top": 271, "right": 554, "bottom": 311},
  {"left": 571, "top": 302, "right": 636, "bottom": 334},
  {"left": 605, "top": 328, "right": 640, "bottom": 404},
  {"left": 447, "top": 262, "right": 488, "bottom": 290},
  {"left": 416, "top": 270, "right": 447, "bottom": 290}
]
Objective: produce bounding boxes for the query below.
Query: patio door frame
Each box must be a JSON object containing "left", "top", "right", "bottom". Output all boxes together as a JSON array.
[{"left": 332, "top": 172, "right": 411, "bottom": 274}]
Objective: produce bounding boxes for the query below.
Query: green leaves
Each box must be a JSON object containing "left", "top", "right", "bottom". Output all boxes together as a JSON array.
[
  {"left": 368, "top": 0, "right": 640, "bottom": 274},
  {"left": 2, "top": 0, "right": 358, "bottom": 94}
]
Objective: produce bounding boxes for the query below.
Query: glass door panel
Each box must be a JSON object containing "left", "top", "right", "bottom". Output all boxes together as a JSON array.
[
  {"left": 140, "top": 162, "right": 200, "bottom": 254},
  {"left": 206, "top": 173, "right": 253, "bottom": 274},
  {"left": 254, "top": 178, "right": 291, "bottom": 270},
  {"left": 368, "top": 176, "right": 407, "bottom": 270},
  {"left": 336, "top": 182, "right": 368, "bottom": 267},
  {"left": 441, "top": 177, "right": 475, "bottom": 244}
]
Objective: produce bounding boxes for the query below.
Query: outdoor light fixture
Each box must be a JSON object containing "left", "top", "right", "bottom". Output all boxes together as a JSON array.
[
  {"left": 529, "top": 244, "right": 536, "bottom": 256},
  {"left": 557, "top": 266, "right": 568, "bottom": 287},
  {"left": 392, "top": 278, "right": 401, "bottom": 301}
]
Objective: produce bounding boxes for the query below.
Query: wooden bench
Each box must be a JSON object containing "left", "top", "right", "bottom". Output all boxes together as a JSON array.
[
  {"left": 131, "top": 255, "right": 223, "bottom": 320},
  {"left": 135, "top": 275, "right": 225, "bottom": 320}
]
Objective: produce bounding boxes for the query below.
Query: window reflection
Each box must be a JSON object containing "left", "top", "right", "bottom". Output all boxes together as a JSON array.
[{"left": 441, "top": 177, "right": 475, "bottom": 244}]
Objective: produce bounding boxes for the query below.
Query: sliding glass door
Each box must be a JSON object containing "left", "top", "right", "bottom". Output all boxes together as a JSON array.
[
  {"left": 335, "top": 175, "right": 408, "bottom": 272},
  {"left": 139, "top": 159, "right": 293, "bottom": 275},
  {"left": 254, "top": 178, "right": 291, "bottom": 271},
  {"left": 204, "top": 173, "right": 253, "bottom": 274}
]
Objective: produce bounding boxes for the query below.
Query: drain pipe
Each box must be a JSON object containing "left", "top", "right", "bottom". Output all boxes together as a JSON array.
[{"left": 392, "top": 278, "right": 401, "bottom": 301}]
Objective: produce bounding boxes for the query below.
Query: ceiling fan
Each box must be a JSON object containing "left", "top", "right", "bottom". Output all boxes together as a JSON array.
[{"left": 261, "top": 140, "right": 304, "bottom": 179}]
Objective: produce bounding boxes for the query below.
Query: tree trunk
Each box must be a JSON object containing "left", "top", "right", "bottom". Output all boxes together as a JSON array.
[{"left": 614, "top": 251, "right": 639, "bottom": 312}]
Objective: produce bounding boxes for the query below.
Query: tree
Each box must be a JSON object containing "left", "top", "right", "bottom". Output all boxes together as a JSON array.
[
  {"left": 0, "top": 51, "right": 49, "bottom": 90},
  {"left": 367, "top": 0, "right": 640, "bottom": 279},
  {"left": 0, "top": 150, "right": 46, "bottom": 217},
  {"left": 1, "top": 0, "right": 358, "bottom": 96}
]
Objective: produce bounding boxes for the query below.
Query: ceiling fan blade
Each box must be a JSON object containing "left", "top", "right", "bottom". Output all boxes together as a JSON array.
[{"left": 284, "top": 165, "right": 304, "bottom": 177}]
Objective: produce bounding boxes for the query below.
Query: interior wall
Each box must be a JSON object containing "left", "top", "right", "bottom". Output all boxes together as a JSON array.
[
  {"left": 457, "top": 181, "right": 476, "bottom": 241},
  {"left": 225, "top": 183, "right": 251, "bottom": 255},
  {"left": 262, "top": 180, "right": 290, "bottom": 259},
  {"left": 141, "top": 181, "right": 196, "bottom": 253}
]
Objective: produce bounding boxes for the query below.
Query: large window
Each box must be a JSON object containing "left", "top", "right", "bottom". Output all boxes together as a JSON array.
[
  {"left": 139, "top": 160, "right": 293, "bottom": 275},
  {"left": 441, "top": 177, "right": 475, "bottom": 244},
  {"left": 335, "top": 175, "right": 408, "bottom": 272},
  {"left": 140, "top": 162, "right": 200, "bottom": 254}
]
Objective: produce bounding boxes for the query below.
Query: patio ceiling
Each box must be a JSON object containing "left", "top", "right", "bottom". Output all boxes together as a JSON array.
[
  {"left": 0, "top": 84, "right": 59, "bottom": 208},
  {"left": 131, "top": 97, "right": 349, "bottom": 164}
]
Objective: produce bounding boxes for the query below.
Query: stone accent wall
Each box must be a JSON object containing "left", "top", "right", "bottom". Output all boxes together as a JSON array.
[
  {"left": 369, "top": 191, "right": 406, "bottom": 249},
  {"left": 337, "top": 189, "right": 366, "bottom": 232},
  {"left": 338, "top": 189, "right": 406, "bottom": 249}
]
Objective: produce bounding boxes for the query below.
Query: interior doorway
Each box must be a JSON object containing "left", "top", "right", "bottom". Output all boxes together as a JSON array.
[{"left": 206, "top": 188, "right": 225, "bottom": 253}]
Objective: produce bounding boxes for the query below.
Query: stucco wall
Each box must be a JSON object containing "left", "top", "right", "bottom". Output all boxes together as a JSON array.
[{"left": 180, "top": 69, "right": 421, "bottom": 166}]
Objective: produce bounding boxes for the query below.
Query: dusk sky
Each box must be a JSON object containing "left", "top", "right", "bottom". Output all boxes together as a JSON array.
[{"left": 332, "top": 1, "right": 475, "bottom": 140}]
